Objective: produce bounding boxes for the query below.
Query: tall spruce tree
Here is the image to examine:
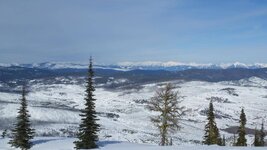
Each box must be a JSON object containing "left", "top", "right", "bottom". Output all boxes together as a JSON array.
[
  {"left": 259, "top": 120, "right": 266, "bottom": 146},
  {"left": 203, "top": 101, "right": 220, "bottom": 145},
  {"left": 9, "top": 85, "right": 35, "bottom": 150},
  {"left": 236, "top": 108, "right": 247, "bottom": 146},
  {"left": 74, "top": 57, "right": 100, "bottom": 149}
]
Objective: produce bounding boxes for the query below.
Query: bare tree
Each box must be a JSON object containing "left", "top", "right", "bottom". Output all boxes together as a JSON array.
[{"left": 147, "top": 83, "right": 186, "bottom": 146}]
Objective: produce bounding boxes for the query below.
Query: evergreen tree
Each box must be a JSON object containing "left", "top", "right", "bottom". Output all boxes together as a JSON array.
[
  {"left": 74, "top": 57, "right": 100, "bottom": 149},
  {"left": 232, "top": 133, "right": 236, "bottom": 146},
  {"left": 254, "top": 128, "right": 260, "bottom": 146},
  {"left": 169, "top": 138, "right": 173, "bottom": 146},
  {"left": 259, "top": 120, "right": 266, "bottom": 146},
  {"left": 217, "top": 136, "right": 223, "bottom": 146},
  {"left": 147, "top": 83, "right": 186, "bottom": 146},
  {"left": 236, "top": 108, "right": 247, "bottom": 146},
  {"left": 221, "top": 135, "right": 226, "bottom": 146},
  {"left": 9, "top": 85, "right": 35, "bottom": 150},
  {"left": 2, "top": 129, "right": 7, "bottom": 138},
  {"left": 203, "top": 101, "right": 220, "bottom": 145}
]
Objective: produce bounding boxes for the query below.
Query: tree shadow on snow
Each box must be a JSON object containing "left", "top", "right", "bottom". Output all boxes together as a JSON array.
[
  {"left": 98, "top": 141, "right": 122, "bottom": 147},
  {"left": 32, "top": 138, "right": 60, "bottom": 145}
]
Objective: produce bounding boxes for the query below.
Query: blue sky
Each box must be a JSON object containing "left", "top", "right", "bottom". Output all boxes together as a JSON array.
[{"left": 0, "top": 0, "right": 267, "bottom": 64}]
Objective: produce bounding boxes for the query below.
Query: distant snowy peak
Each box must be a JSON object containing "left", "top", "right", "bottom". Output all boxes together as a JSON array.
[
  {"left": 1, "top": 61, "right": 267, "bottom": 71},
  {"left": 117, "top": 61, "right": 267, "bottom": 70},
  {"left": 220, "top": 62, "right": 267, "bottom": 69},
  {"left": 24, "top": 62, "right": 88, "bottom": 69},
  {"left": 117, "top": 61, "right": 209, "bottom": 67},
  {"left": 0, "top": 62, "right": 130, "bottom": 71}
]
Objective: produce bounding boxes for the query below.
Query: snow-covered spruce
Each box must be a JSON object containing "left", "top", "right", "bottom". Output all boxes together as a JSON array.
[
  {"left": 74, "top": 58, "right": 100, "bottom": 149},
  {"left": 9, "top": 86, "right": 35, "bottom": 150}
]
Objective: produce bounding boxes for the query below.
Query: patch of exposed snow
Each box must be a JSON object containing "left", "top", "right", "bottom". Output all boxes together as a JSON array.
[{"left": 0, "top": 137, "right": 266, "bottom": 150}]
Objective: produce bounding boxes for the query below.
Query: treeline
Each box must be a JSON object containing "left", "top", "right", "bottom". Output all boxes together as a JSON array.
[
  {"left": 1, "top": 58, "right": 266, "bottom": 149},
  {"left": 203, "top": 101, "right": 266, "bottom": 147}
]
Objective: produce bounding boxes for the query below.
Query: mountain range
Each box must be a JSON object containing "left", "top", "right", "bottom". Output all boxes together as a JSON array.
[
  {"left": 1, "top": 62, "right": 267, "bottom": 86},
  {"left": 1, "top": 61, "right": 267, "bottom": 71}
]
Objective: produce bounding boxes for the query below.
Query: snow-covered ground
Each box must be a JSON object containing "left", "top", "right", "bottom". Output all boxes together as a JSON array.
[
  {"left": 0, "top": 77, "right": 266, "bottom": 146},
  {"left": 0, "top": 137, "right": 266, "bottom": 150}
]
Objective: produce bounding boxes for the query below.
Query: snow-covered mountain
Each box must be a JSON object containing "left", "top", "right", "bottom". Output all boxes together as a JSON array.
[{"left": 1, "top": 61, "right": 267, "bottom": 71}]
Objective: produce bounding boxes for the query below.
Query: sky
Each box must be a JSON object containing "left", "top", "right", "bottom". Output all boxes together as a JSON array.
[{"left": 0, "top": 0, "right": 267, "bottom": 64}]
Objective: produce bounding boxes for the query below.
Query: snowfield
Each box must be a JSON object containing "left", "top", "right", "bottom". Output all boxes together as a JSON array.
[
  {"left": 0, "top": 77, "right": 266, "bottom": 147},
  {"left": 0, "top": 137, "right": 266, "bottom": 150}
]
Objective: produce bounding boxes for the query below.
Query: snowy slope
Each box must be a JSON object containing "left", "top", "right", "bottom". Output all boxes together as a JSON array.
[
  {"left": 0, "top": 137, "right": 266, "bottom": 150},
  {"left": 0, "top": 77, "right": 266, "bottom": 146}
]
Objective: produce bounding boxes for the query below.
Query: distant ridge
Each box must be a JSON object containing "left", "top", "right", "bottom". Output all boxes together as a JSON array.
[{"left": 1, "top": 61, "right": 267, "bottom": 71}]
